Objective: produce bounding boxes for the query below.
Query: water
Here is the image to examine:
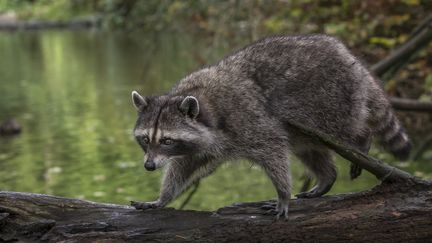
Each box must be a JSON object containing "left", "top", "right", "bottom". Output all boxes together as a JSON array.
[{"left": 0, "top": 30, "right": 428, "bottom": 210}]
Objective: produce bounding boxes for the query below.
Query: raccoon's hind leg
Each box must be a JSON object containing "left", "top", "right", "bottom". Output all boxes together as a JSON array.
[
  {"left": 295, "top": 149, "right": 336, "bottom": 198},
  {"left": 350, "top": 132, "right": 372, "bottom": 180}
]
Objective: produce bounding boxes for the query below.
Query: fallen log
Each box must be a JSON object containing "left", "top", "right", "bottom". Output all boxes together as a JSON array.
[{"left": 0, "top": 180, "right": 431, "bottom": 242}]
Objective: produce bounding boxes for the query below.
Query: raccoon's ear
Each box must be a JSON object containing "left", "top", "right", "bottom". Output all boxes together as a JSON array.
[
  {"left": 131, "top": 91, "right": 148, "bottom": 111},
  {"left": 179, "top": 96, "right": 199, "bottom": 119}
]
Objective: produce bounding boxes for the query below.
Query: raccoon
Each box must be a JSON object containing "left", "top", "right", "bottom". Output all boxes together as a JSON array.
[{"left": 130, "top": 34, "right": 411, "bottom": 219}]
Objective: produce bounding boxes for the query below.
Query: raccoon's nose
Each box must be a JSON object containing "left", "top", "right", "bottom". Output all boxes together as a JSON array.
[{"left": 144, "top": 161, "right": 156, "bottom": 171}]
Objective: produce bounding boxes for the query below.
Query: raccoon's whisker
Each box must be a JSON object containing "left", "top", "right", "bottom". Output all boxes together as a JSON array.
[{"left": 169, "top": 157, "right": 184, "bottom": 168}]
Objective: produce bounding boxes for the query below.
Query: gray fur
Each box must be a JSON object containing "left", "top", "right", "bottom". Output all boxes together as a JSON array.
[{"left": 131, "top": 34, "right": 411, "bottom": 218}]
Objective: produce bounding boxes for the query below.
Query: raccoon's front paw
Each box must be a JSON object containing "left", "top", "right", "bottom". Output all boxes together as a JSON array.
[
  {"left": 130, "top": 200, "right": 161, "bottom": 210},
  {"left": 275, "top": 200, "right": 289, "bottom": 220},
  {"left": 262, "top": 200, "right": 289, "bottom": 220}
]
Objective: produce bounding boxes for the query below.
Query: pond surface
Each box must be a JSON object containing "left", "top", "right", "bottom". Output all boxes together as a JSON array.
[{"left": 0, "top": 30, "right": 428, "bottom": 210}]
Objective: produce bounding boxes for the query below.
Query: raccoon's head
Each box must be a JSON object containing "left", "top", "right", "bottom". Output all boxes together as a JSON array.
[{"left": 131, "top": 91, "right": 215, "bottom": 171}]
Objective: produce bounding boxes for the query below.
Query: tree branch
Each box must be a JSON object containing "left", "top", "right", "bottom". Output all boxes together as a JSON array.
[
  {"left": 410, "top": 14, "right": 432, "bottom": 38},
  {"left": 390, "top": 97, "right": 432, "bottom": 112},
  {"left": 368, "top": 14, "right": 432, "bottom": 113},
  {"left": 370, "top": 14, "right": 432, "bottom": 77}
]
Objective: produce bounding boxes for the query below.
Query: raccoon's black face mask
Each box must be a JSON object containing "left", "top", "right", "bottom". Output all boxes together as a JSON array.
[{"left": 131, "top": 91, "right": 214, "bottom": 171}]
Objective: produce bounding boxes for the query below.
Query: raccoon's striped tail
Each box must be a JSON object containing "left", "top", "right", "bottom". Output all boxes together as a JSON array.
[{"left": 373, "top": 107, "right": 412, "bottom": 160}]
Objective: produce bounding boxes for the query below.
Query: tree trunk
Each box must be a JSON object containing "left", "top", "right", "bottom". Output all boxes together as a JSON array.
[{"left": 1, "top": 180, "right": 431, "bottom": 242}]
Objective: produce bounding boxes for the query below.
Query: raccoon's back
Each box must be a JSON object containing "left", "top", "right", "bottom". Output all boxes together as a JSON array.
[
  {"left": 175, "top": 35, "right": 411, "bottom": 159},
  {"left": 231, "top": 35, "right": 371, "bottom": 140},
  {"left": 232, "top": 35, "right": 411, "bottom": 158}
]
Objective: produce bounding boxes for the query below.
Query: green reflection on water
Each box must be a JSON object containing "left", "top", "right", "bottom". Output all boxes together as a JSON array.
[{"left": 0, "top": 31, "right": 428, "bottom": 210}]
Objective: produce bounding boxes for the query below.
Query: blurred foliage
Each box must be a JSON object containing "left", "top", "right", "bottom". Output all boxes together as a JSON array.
[
  {"left": 1, "top": 0, "right": 431, "bottom": 151},
  {"left": 0, "top": 1, "right": 430, "bottom": 50},
  {"left": 0, "top": 0, "right": 94, "bottom": 20},
  {"left": 1, "top": 1, "right": 431, "bottom": 72},
  {"left": 0, "top": 2, "right": 431, "bottom": 138},
  {"left": 1, "top": 1, "right": 430, "bottom": 41}
]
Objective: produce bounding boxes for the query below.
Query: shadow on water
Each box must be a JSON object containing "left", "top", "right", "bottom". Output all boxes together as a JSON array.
[{"left": 0, "top": 30, "right": 421, "bottom": 210}]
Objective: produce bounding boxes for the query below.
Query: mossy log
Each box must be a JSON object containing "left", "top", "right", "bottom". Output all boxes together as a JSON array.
[{"left": 1, "top": 180, "right": 432, "bottom": 242}]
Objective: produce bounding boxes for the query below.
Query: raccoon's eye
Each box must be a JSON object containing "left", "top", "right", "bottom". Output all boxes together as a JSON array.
[
  {"left": 139, "top": 136, "right": 150, "bottom": 145},
  {"left": 161, "top": 138, "right": 174, "bottom": 146}
]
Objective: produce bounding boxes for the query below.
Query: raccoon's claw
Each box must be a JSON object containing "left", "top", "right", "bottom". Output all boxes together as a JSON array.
[
  {"left": 350, "top": 163, "right": 362, "bottom": 180},
  {"left": 296, "top": 187, "right": 323, "bottom": 198},
  {"left": 261, "top": 202, "right": 277, "bottom": 216},
  {"left": 261, "top": 201, "right": 288, "bottom": 220},
  {"left": 263, "top": 208, "right": 277, "bottom": 215},
  {"left": 130, "top": 200, "right": 160, "bottom": 210},
  {"left": 296, "top": 182, "right": 333, "bottom": 198},
  {"left": 260, "top": 202, "right": 277, "bottom": 210},
  {"left": 296, "top": 191, "right": 315, "bottom": 198},
  {"left": 276, "top": 201, "right": 289, "bottom": 220}
]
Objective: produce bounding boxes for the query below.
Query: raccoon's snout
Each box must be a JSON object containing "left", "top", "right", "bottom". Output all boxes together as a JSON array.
[{"left": 144, "top": 161, "right": 156, "bottom": 171}]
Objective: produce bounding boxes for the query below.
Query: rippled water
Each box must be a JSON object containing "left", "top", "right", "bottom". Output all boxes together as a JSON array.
[{"left": 0, "top": 30, "right": 427, "bottom": 210}]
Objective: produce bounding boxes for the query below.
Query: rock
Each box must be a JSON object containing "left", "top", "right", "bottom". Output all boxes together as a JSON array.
[{"left": 0, "top": 118, "right": 22, "bottom": 135}]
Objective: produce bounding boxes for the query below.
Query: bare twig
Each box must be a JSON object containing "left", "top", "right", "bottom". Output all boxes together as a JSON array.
[{"left": 179, "top": 181, "right": 200, "bottom": 210}]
